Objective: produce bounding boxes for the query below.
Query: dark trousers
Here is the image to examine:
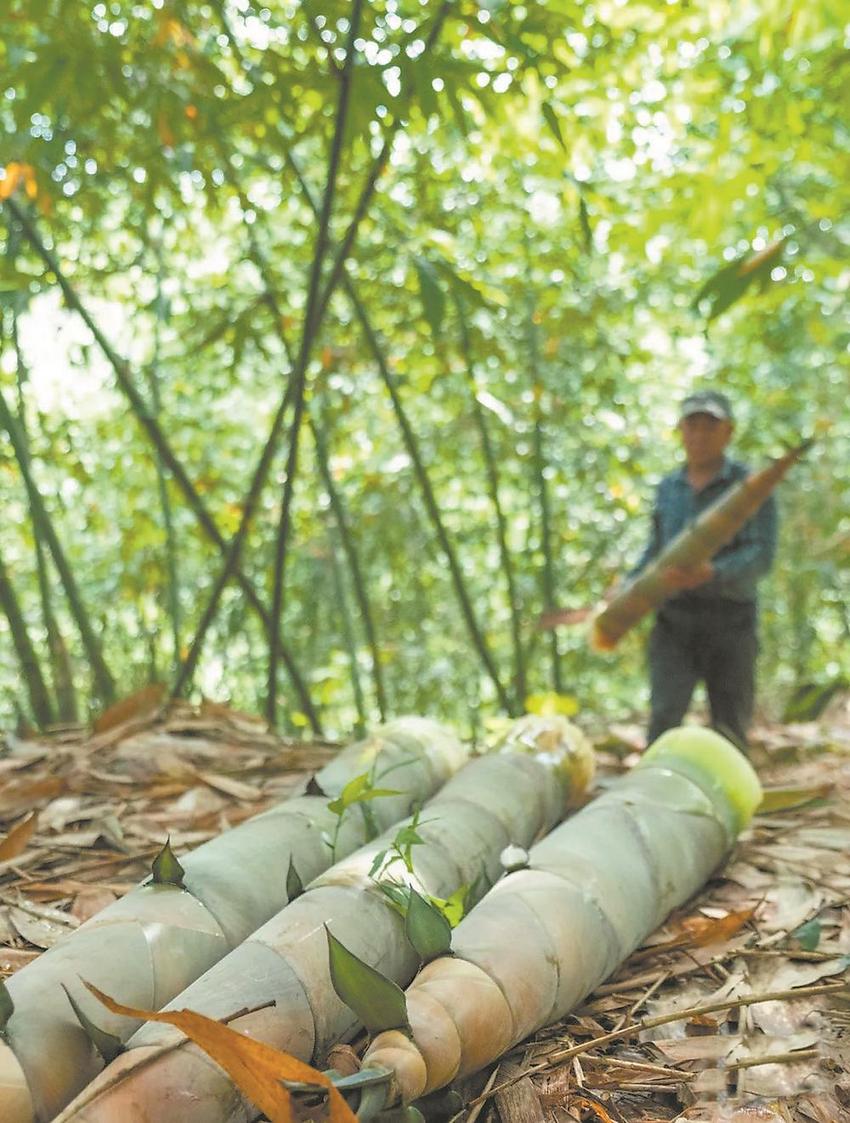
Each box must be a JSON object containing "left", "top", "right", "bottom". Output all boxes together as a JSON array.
[{"left": 647, "top": 599, "right": 758, "bottom": 749}]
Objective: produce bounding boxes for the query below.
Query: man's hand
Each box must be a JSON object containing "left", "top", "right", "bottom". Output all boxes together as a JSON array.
[{"left": 660, "top": 562, "right": 715, "bottom": 590}]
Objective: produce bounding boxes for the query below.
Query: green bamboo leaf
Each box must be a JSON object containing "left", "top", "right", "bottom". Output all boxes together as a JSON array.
[
  {"left": 0, "top": 980, "right": 13, "bottom": 1033},
  {"left": 286, "top": 857, "right": 303, "bottom": 901},
  {"left": 792, "top": 918, "right": 821, "bottom": 951},
  {"left": 413, "top": 257, "right": 445, "bottom": 338},
  {"left": 376, "top": 879, "right": 411, "bottom": 916},
  {"left": 327, "top": 773, "right": 401, "bottom": 816},
  {"left": 404, "top": 889, "right": 452, "bottom": 962},
  {"left": 150, "top": 836, "right": 185, "bottom": 888},
  {"left": 62, "top": 984, "right": 123, "bottom": 1063},
  {"left": 326, "top": 927, "right": 408, "bottom": 1034},
  {"left": 429, "top": 884, "right": 467, "bottom": 928},
  {"left": 541, "top": 100, "right": 566, "bottom": 151},
  {"left": 579, "top": 196, "right": 593, "bottom": 253}
]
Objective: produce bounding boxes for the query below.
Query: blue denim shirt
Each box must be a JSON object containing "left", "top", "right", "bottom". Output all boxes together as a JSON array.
[{"left": 631, "top": 457, "right": 778, "bottom": 604}]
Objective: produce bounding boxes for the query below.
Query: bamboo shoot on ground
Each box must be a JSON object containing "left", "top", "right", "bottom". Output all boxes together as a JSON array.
[
  {"left": 0, "top": 717, "right": 466, "bottom": 1123},
  {"left": 54, "top": 717, "right": 593, "bottom": 1123},
  {"left": 362, "top": 726, "right": 761, "bottom": 1104},
  {"left": 591, "top": 444, "right": 808, "bottom": 650}
]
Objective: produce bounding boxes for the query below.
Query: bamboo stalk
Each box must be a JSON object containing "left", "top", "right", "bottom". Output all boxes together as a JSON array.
[
  {"left": 281, "top": 143, "right": 511, "bottom": 712},
  {"left": 0, "top": 543, "right": 54, "bottom": 727},
  {"left": 52, "top": 717, "right": 594, "bottom": 1123},
  {"left": 592, "top": 444, "right": 809, "bottom": 651},
  {"left": 266, "top": 0, "right": 364, "bottom": 725},
  {"left": 146, "top": 241, "right": 182, "bottom": 671},
  {"left": 310, "top": 410, "right": 388, "bottom": 721},
  {"left": 0, "top": 718, "right": 467, "bottom": 1123},
  {"left": 326, "top": 520, "right": 368, "bottom": 735},
  {"left": 11, "top": 315, "right": 77, "bottom": 721},
  {"left": 362, "top": 726, "right": 762, "bottom": 1105},
  {"left": 524, "top": 288, "right": 562, "bottom": 694},
  {"left": 2, "top": 196, "right": 320, "bottom": 732},
  {"left": 454, "top": 292, "right": 526, "bottom": 708},
  {"left": 0, "top": 382, "right": 115, "bottom": 705}
]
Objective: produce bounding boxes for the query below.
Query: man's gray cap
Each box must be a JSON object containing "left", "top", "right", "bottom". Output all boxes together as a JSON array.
[{"left": 680, "top": 390, "right": 733, "bottom": 422}]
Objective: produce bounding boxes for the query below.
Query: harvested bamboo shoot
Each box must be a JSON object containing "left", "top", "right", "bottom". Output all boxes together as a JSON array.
[
  {"left": 54, "top": 717, "right": 593, "bottom": 1123},
  {"left": 362, "top": 726, "right": 761, "bottom": 1104},
  {"left": 0, "top": 718, "right": 466, "bottom": 1123},
  {"left": 591, "top": 443, "right": 808, "bottom": 650}
]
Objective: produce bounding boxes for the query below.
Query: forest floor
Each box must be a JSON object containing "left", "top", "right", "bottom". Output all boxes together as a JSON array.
[{"left": 2, "top": 693, "right": 850, "bottom": 1123}]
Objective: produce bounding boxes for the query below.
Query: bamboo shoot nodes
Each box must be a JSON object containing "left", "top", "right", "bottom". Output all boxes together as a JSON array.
[
  {"left": 404, "top": 891, "right": 452, "bottom": 964},
  {"left": 150, "top": 837, "right": 186, "bottom": 888},
  {"left": 60, "top": 987, "right": 123, "bottom": 1065},
  {"left": 642, "top": 726, "right": 761, "bottom": 838},
  {"left": 326, "top": 928, "right": 409, "bottom": 1035},
  {"left": 491, "top": 714, "right": 594, "bottom": 805}
]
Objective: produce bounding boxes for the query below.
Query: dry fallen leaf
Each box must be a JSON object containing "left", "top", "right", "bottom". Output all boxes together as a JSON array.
[
  {"left": 0, "top": 812, "right": 38, "bottom": 861},
  {"left": 92, "top": 684, "right": 167, "bottom": 734},
  {"left": 85, "top": 982, "right": 357, "bottom": 1123}
]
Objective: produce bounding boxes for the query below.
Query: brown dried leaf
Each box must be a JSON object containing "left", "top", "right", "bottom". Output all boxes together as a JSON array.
[
  {"left": 0, "top": 776, "right": 64, "bottom": 816},
  {"left": 85, "top": 982, "right": 357, "bottom": 1123},
  {"left": 70, "top": 887, "right": 118, "bottom": 923},
  {"left": 92, "top": 684, "right": 166, "bottom": 734},
  {"left": 0, "top": 813, "right": 38, "bottom": 861},
  {"left": 196, "top": 771, "right": 263, "bottom": 801},
  {"left": 679, "top": 907, "right": 756, "bottom": 947}
]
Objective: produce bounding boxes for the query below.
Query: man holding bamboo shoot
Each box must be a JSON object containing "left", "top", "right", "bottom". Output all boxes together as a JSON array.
[{"left": 632, "top": 390, "right": 777, "bottom": 748}]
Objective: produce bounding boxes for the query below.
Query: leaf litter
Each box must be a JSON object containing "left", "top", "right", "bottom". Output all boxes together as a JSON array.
[{"left": 4, "top": 695, "right": 850, "bottom": 1121}]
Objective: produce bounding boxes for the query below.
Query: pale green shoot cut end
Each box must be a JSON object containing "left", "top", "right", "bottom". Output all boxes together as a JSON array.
[{"left": 641, "top": 726, "right": 762, "bottom": 837}]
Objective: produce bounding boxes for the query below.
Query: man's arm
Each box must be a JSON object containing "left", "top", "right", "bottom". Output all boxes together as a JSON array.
[
  {"left": 628, "top": 503, "right": 662, "bottom": 580},
  {"left": 710, "top": 493, "right": 778, "bottom": 583}
]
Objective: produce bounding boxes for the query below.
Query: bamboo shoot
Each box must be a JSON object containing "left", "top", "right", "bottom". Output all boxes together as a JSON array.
[
  {"left": 54, "top": 717, "right": 593, "bottom": 1123},
  {"left": 0, "top": 718, "right": 466, "bottom": 1123},
  {"left": 362, "top": 726, "right": 761, "bottom": 1104},
  {"left": 592, "top": 444, "right": 808, "bottom": 650}
]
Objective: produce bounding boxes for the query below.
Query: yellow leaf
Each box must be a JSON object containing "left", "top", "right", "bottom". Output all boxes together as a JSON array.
[
  {"left": 0, "top": 812, "right": 38, "bottom": 862},
  {"left": 524, "top": 692, "right": 580, "bottom": 717},
  {"left": 157, "top": 113, "right": 176, "bottom": 147},
  {"left": 0, "top": 162, "right": 38, "bottom": 202},
  {"left": 758, "top": 783, "right": 832, "bottom": 814},
  {"left": 84, "top": 983, "right": 357, "bottom": 1123}
]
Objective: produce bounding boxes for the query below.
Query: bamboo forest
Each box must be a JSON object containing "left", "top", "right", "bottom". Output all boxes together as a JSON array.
[{"left": 1, "top": 2, "right": 850, "bottom": 1122}]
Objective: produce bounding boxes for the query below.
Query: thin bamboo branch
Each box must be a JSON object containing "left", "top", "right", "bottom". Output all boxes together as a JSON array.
[
  {"left": 525, "top": 289, "right": 562, "bottom": 693},
  {"left": 0, "top": 381, "right": 115, "bottom": 705},
  {"left": 3, "top": 196, "right": 319, "bottom": 731},
  {"left": 206, "top": 0, "right": 451, "bottom": 723},
  {"left": 455, "top": 293, "right": 525, "bottom": 707},
  {"left": 282, "top": 151, "right": 510, "bottom": 712},
  {"left": 168, "top": 375, "right": 294, "bottom": 699},
  {"left": 349, "top": 284, "right": 513, "bottom": 712},
  {"left": 0, "top": 541, "right": 54, "bottom": 727},
  {"left": 147, "top": 240, "right": 182, "bottom": 669},
  {"left": 325, "top": 519, "right": 368, "bottom": 735},
  {"left": 218, "top": 160, "right": 389, "bottom": 721},
  {"left": 311, "top": 412, "right": 388, "bottom": 720},
  {"left": 10, "top": 312, "right": 76, "bottom": 721},
  {"left": 266, "top": 0, "right": 364, "bottom": 724},
  {"left": 471, "top": 980, "right": 848, "bottom": 1105}
]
